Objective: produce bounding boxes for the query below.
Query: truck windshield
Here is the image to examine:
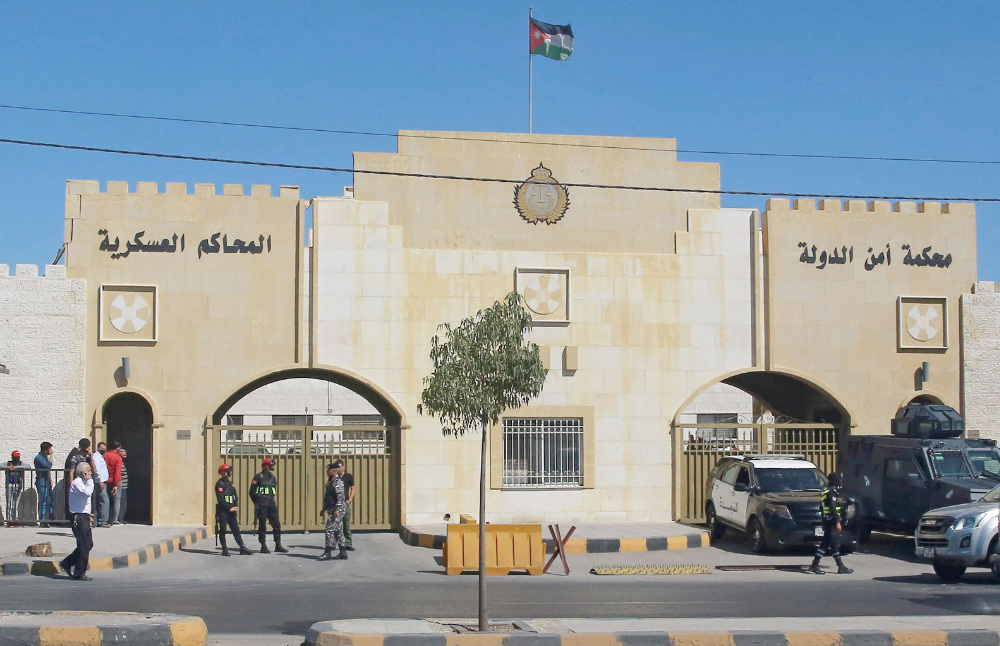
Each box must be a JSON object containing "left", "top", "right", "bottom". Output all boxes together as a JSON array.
[
  {"left": 967, "top": 449, "right": 1000, "bottom": 478},
  {"left": 979, "top": 485, "right": 1000, "bottom": 503},
  {"left": 928, "top": 450, "right": 974, "bottom": 478},
  {"left": 754, "top": 468, "right": 827, "bottom": 492}
]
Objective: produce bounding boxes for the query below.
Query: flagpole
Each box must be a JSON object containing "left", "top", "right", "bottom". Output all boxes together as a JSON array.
[{"left": 529, "top": 6, "right": 533, "bottom": 134}]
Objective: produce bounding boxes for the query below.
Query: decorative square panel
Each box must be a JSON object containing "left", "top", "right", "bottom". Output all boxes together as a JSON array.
[
  {"left": 515, "top": 268, "right": 570, "bottom": 325},
  {"left": 99, "top": 285, "right": 158, "bottom": 343},
  {"left": 897, "top": 296, "right": 947, "bottom": 351}
]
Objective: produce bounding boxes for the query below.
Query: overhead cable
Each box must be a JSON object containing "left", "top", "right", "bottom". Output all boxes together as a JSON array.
[
  {"left": 2, "top": 103, "right": 998, "bottom": 166},
  {"left": 1, "top": 136, "right": 997, "bottom": 203}
]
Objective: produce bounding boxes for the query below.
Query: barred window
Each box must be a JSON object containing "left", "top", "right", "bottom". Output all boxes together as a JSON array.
[
  {"left": 225, "top": 416, "right": 243, "bottom": 441},
  {"left": 342, "top": 415, "right": 384, "bottom": 425},
  {"left": 502, "top": 417, "right": 583, "bottom": 488}
]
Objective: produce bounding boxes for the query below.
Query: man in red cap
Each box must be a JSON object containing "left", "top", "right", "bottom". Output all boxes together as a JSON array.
[{"left": 5, "top": 451, "right": 25, "bottom": 525}]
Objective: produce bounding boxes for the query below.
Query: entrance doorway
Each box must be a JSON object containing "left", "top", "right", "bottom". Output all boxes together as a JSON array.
[
  {"left": 210, "top": 371, "right": 403, "bottom": 532},
  {"left": 673, "top": 373, "right": 850, "bottom": 523},
  {"left": 104, "top": 393, "right": 153, "bottom": 524}
]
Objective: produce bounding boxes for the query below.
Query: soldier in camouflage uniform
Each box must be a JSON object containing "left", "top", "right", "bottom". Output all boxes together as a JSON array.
[{"left": 319, "top": 461, "right": 347, "bottom": 560}]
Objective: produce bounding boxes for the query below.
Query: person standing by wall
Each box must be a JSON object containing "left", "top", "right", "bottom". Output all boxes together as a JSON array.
[
  {"left": 64, "top": 439, "right": 92, "bottom": 521},
  {"left": 5, "top": 451, "right": 25, "bottom": 526},
  {"left": 34, "top": 442, "right": 54, "bottom": 526},
  {"left": 337, "top": 460, "right": 356, "bottom": 551},
  {"left": 91, "top": 443, "right": 110, "bottom": 528},
  {"left": 116, "top": 448, "right": 128, "bottom": 524},
  {"left": 249, "top": 457, "right": 287, "bottom": 554},
  {"left": 103, "top": 441, "right": 123, "bottom": 526},
  {"left": 319, "top": 462, "right": 347, "bottom": 561},
  {"left": 60, "top": 462, "right": 95, "bottom": 581}
]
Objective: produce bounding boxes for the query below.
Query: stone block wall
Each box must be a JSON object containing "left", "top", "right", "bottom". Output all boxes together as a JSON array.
[
  {"left": 962, "top": 282, "right": 1000, "bottom": 441},
  {"left": 0, "top": 264, "right": 87, "bottom": 517}
]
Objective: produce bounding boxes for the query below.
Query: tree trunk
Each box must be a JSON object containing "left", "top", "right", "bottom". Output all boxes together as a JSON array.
[{"left": 478, "top": 415, "right": 488, "bottom": 632}]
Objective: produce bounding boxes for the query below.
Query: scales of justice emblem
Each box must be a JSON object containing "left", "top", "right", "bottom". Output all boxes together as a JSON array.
[{"left": 513, "top": 163, "right": 570, "bottom": 225}]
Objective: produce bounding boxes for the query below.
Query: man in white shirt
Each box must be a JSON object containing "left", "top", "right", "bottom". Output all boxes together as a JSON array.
[
  {"left": 60, "top": 462, "right": 95, "bottom": 581},
  {"left": 91, "top": 443, "right": 110, "bottom": 528}
]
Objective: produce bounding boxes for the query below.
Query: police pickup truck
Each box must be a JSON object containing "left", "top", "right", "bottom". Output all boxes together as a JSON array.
[
  {"left": 914, "top": 483, "right": 1000, "bottom": 582},
  {"left": 842, "top": 403, "right": 1000, "bottom": 539}
]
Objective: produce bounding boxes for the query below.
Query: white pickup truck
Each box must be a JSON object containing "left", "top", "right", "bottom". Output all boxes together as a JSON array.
[{"left": 914, "top": 483, "right": 1000, "bottom": 581}]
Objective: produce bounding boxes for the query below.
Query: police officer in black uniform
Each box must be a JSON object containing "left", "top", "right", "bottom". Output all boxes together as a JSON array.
[
  {"left": 215, "top": 465, "right": 252, "bottom": 557},
  {"left": 249, "top": 457, "right": 287, "bottom": 554},
  {"left": 807, "top": 471, "right": 853, "bottom": 575}
]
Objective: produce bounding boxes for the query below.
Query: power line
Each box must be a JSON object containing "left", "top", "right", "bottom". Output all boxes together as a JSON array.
[
  {"left": 1, "top": 136, "right": 998, "bottom": 203},
  {"left": 2, "top": 103, "right": 999, "bottom": 167}
]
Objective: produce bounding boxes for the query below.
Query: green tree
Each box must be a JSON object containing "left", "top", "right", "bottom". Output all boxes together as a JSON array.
[{"left": 418, "top": 291, "right": 546, "bottom": 632}]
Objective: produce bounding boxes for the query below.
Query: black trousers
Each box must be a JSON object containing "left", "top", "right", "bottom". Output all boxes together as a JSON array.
[
  {"left": 815, "top": 523, "right": 842, "bottom": 558},
  {"left": 69, "top": 513, "right": 93, "bottom": 578},
  {"left": 256, "top": 506, "right": 281, "bottom": 545},
  {"left": 216, "top": 509, "right": 246, "bottom": 549}
]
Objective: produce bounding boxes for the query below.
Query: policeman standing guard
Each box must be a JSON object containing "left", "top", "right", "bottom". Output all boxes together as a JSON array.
[
  {"left": 249, "top": 457, "right": 287, "bottom": 554},
  {"left": 319, "top": 462, "right": 348, "bottom": 561},
  {"left": 807, "top": 471, "right": 854, "bottom": 575},
  {"left": 215, "top": 465, "right": 253, "bottom": 557}
]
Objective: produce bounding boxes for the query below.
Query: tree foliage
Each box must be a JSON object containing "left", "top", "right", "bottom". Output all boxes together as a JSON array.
[{"left": 418, "top": 291, "right": 546, "bottom": 434}]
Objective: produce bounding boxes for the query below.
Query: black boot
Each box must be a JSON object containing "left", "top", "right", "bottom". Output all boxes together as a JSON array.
[
  {"left": 337, "top": 547, "right": 348, "bottom": 560},
  {"left": 220, "top": 537, "right": 230, "bottom": 557},
  {"left": 236, "top": 540, "right": 253, "bottom": 555},
  {"left": 259, "top": 544, "right": 271, "bottom": 554},
  {"left": 275, "top": 542, "right": 289, "bottom": 554},
  {"left": 806, "top": 557, "right": 824, "bottom": 575},
  {"left": 835, "top": 556, "right": 853, "bottom": 574},
  {"left": 319, "top": 549, "right": 333, "bottom": 561}
]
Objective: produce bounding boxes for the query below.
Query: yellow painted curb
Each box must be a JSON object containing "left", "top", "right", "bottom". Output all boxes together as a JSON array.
[
  {"left": 891, "top": 632, "right": 949, "bottom": 646},
  {"left": 667, "top": 632, "right": 737, "bottom": 646},
  {"left": 39, "top": 625, "right": 102, "bottom": 646},
  {"left": 170, "top": 617, "right": 209, "bottom": 646},
  {"left": 785, "top": 632, "right": 844, "bottom": 646}
]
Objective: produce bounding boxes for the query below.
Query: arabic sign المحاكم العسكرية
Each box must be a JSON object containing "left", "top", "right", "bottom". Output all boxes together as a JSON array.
[
  {"left": 98, "top": 229, "right": 272, "bottom": 260},
  {"left": 797, "top": 242, "right": 953, "bottom": 271}
]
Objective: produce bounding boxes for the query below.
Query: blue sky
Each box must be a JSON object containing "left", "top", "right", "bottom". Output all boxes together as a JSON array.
[{"left": 2, "top": 3, "right": 1000, "bottom": 278}]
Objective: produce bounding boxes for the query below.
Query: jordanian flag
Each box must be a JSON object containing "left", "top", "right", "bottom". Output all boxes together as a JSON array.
[{"left": 530, "top": 18, "right": 573, "bottom": 61}]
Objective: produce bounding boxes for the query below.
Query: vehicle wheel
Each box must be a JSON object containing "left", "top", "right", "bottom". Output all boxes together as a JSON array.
[
  {"left": 706, "top": 505, "right": 726, "bottom": 540},
  {"left": 989, "top": 538, "right": 1000, "bottom": 580},
  {"left": 748, "top": 517, "right": 769, "bottom": 554},
  {"left": 932, "top": 561, "right": 967, "bottom": 582}
]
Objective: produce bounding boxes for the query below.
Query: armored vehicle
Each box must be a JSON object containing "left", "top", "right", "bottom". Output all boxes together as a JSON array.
[{"left": 842, "top": 403, "right": 1000, "bottom": 538}]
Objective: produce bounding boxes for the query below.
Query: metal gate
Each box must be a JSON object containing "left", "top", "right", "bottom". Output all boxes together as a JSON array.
[
  {"left": 673, "top": 419, "right": 840, "bottom": 523},
  {"left": 205, "top": 424, "right": 399, "bottom": 531}
]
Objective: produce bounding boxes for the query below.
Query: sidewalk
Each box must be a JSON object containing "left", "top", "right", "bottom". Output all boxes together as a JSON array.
[
  {"left": 0, "top": 524, "right": 208, "bottom": 575},
  {"left": 400, "top": 521, "right": 710, "bottom": 552},
  {"left": 307, "top": 616, "right": 1000, "bottom": 646}
]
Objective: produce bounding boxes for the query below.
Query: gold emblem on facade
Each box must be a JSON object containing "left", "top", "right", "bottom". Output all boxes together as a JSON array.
[{"left": 513, "top": 163, "right": 570, "bottom": 225}]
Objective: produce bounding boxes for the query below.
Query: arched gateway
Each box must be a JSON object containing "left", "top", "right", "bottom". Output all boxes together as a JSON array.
[
  {"left": 207, "top": 367, "right": 404, "bottom": 531},
  {"left": 673, "top": 370, "right": 852, "bottom": 523}
]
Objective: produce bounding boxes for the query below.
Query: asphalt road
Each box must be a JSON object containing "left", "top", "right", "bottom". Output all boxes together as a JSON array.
[{"left": 1, "top": 530, "right": 999, "bottom": 638}]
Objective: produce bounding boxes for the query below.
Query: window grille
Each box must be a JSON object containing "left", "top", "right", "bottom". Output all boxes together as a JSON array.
[
  {"left": 272, "top": 415, "right": 312, "bottom": 427},
  {"left": 502, "top": 417, "right": 583, "bottom": 488},
  {"left": 342, "top": 414, "right": 384, "bottom": 425},
  {"left": 225, "top": 416, "right": 243, "bottom": 440}
]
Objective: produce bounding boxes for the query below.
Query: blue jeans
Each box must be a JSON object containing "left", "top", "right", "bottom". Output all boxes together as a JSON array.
[
  {"left": 37, "top": 480, "right": 53, "bottom": 521},
  {"left": 94, "top": 484, "right": 110, "bottom": 526}
]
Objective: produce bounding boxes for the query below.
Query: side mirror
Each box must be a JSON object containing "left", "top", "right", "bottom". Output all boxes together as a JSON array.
[
  {"left": 734, "top": 483, "right": 748, "bottom": 493},
  {"left": 906, "top": 474, "right": 928, "bottom": 487}
]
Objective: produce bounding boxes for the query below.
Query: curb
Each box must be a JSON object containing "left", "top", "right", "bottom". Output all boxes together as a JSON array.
[
  {"left": 306, "top": 627, "right": 1000, "bottom": 646},
  {"left": 0, "top": 611, "right": 207, "bottom": 646},
  {"left": 0, "top": 527, "right": 209, "bottom": 577},
  {"left": 398, "top": 525, "right": 711, "bottom": 553}
]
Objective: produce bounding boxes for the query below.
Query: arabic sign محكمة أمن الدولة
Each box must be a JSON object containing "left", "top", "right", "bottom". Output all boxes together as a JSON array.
[
  {"left": 797, "top": 242, "right": 953, "bottom": 271},
  {"left": 98, "top": 229, "right": 273, "bottom": 260}
]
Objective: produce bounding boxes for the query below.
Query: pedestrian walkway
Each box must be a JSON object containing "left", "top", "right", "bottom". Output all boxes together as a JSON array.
[
  {"left": 0, "top": 523, "right": 208, "bottom": 575},
  {"left": 400, "top": 521, "right": 710, "bottom": 552}
]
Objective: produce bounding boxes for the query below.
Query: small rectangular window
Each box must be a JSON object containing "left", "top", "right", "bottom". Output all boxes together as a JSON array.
[{"left": 502, "top": 417, "right": 583, "bottom": 488}]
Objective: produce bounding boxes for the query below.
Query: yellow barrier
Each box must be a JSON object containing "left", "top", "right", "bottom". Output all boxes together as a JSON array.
[{"left": 444, "top": 523, "right": 544, "bottom": 576}]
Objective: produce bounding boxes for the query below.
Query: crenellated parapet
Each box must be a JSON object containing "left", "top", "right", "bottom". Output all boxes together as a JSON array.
[
  {"left": 0, "top": 264, "right": 69, "bottom": 279},
  {"left": 66, "top": 180, "right": 300, "bottom": 199},
  {"left": 764, "top": 198, "right": 974, "bottom": 216}
]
